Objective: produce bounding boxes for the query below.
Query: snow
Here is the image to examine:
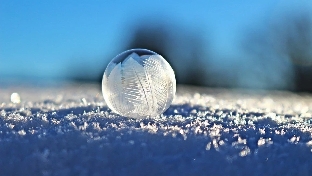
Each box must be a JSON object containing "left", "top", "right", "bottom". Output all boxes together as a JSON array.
[{"left": 0, "top": 84, "right": 312, "bottom": 175}]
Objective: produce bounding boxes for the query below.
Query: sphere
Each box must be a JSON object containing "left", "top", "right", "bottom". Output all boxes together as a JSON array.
[{"left": 102, "top": 49, "right": 176, "bottom": 118}]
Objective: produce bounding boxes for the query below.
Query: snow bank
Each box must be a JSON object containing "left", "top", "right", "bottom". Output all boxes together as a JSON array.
[{"left": 0, "top": 84, "right": 312, "bottom": 175}]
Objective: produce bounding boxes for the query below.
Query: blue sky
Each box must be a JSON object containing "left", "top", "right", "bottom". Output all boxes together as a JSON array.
[{"left": 0, "top": 0, "right": 310, "bottom": 83}]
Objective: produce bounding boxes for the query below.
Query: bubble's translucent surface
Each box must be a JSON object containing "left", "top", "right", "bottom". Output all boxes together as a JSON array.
[{"left": 102, "top": 49, "right": 176, "bottom": 118}]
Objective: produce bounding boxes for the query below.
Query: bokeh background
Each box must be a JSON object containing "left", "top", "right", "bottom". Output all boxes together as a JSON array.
[{"left": 1, "top": 1, "right": 312, "bottom": 92}]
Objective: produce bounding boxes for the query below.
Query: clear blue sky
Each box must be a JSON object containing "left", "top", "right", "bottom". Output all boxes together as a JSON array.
[{"left": 0, "top": 0, "right": 310, "bottom": 83}]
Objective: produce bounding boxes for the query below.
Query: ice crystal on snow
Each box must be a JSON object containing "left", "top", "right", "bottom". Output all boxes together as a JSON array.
[{"left": 10, "top": 93, "right": 21, "bottom": 104}]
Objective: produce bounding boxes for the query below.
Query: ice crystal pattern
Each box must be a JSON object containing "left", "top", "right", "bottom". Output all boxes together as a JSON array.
[{"left": 102, "top": 50, "right": 176, "bottom": 118}]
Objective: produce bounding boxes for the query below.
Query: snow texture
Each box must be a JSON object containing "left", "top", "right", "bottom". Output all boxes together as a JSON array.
[{"left": 1, "top": 84, "right": 312, "bottom": 175}]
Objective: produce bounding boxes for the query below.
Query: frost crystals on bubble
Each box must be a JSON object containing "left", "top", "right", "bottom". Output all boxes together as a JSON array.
[{"left": 102, "top": 49, "right": 176, "bottom": 118}]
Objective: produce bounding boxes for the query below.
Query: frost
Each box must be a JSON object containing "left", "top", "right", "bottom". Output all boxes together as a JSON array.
[
  {"left": 258, "top": 138, "right": 266, "bottom": 146},
  {"left": 0, "top": 84, "right": 312, "bottom": 175},
  {"left": 17, "top": 130, "right": 26, "bottom": 136}
]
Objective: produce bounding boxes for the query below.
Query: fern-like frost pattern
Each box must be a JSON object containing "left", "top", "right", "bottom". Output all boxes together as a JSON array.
[{"left": 102, "top": 51, "right": 176, "bottom": 118}]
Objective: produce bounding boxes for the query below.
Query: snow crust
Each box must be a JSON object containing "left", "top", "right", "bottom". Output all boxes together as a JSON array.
[{"left": 1, "top": 84, "right": 312, "bottom": 175}]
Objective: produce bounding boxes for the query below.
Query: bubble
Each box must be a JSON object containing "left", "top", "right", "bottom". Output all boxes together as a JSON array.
[{"left": 102, "top": 49, "right": 176, "bottom": 118}]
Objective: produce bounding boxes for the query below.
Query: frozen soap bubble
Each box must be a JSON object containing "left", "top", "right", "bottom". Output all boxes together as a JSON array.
[{"left": 102, "top": 49, "right": 176, "bottom": 118}]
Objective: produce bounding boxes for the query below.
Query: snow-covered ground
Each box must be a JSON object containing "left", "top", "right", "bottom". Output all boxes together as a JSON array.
[{"left": 1, "top": 84, "right": 312, "bottom": 175}]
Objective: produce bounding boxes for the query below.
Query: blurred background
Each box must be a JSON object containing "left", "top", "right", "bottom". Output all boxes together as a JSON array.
[{"left": 1, "top": 0, "right": 312, "bottom": 92}]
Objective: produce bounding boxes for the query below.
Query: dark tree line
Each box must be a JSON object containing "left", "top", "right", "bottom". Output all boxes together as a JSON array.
[
  {"left": 68, "top": 9, "right": 312, "bottom": 92},
  {"left": 124, "top": 20, "right": 209, "bottom": 86},
  {"left": 241, "top": 9, "right": 312, "bottom": 91}
]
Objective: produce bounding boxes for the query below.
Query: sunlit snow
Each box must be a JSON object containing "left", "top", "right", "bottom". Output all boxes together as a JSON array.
[{"left": 0, "top": 84, "right": 312, "bottom": 175}]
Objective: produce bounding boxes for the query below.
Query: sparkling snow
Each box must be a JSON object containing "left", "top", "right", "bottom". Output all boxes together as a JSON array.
[{"left": 0, "top": 84, "right": 312, "bottom": 175}]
